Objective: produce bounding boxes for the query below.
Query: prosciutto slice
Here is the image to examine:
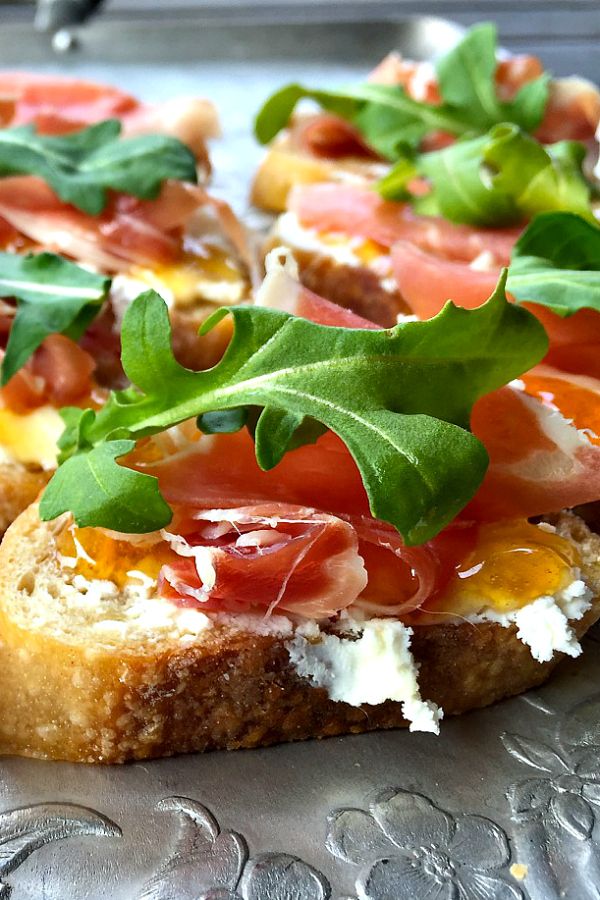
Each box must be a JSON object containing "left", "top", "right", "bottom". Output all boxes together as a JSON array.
[
  {"left": 389, "top": 240, "right": 600, "bottom": 380},
  {"left": 0, "top": 178, "right": 225, "bottom": 272},
  {"left": 0, "top": 71, "right": 219, "bottom": 160},
  {"left": 257, "top": 247, "right": 378, "bottom": 328},
  {"left": 159, "top": 504, "right": 368, "bottom": 618},
  {"left": 390, "top": 240, "right": 500, "bottom": 318},
  {"left": 145, "top": 435, "right": 471, "bottom": 619},
  {"left": 0, "top": 333, "right": 95, "bottom": 413},
  {"left": 290, "top": 183, "right": 519, "bottom": 263},
  {"left": 468, "top": 367, "right": 600, "bottom": 519}
]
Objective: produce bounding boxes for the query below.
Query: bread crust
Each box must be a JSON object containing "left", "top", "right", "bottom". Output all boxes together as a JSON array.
[
  {"left": 263, "top": 236, "right": 408, "bottom": 327},
  {"left": 285, "top": 246, "right": 407, "bottom": 328},
  {"left": 251, "top": 137, "right": 383, "bottom": 214},
  {"left": 0, "top": 506, "right": 598, "bottom": 764},
  {"left": 0, "top": 462, "right": 49, "bottom": 537}
]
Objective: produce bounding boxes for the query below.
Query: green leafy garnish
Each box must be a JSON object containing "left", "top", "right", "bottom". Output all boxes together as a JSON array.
[
  {"left": 380, "top": 124, "right": 593, "bottom": 226},
  {"left": 435, "top": 23, "right": 549, "bottom": 133},
  {"left": 42, "top": 439, "right": 173, "bottom": 533},
  {"left": 0, "top": 251, "right": 111, "bottom": 384},
  {"left": 40, "top": 278, "right": 547, "bottom": 543},
  {"left": 0, "top": 119, "right": 197, "bottom": 215},
  {"left": 254, "top": 24, "right": 550, "bottom": 159},
  {"left": 505, "top": 211, "right": 600, "bottom": 316}
]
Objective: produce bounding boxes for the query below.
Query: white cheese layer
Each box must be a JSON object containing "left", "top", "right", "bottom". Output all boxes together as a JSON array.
[
  {"left": 287, "top": 616, "right": 442, "bottom": 733},
  {"left": 110, "top": 274, "right": 166, "bottom": 329},
  {"left": 274, "top": 211, "right": 396, "bottom": 287},
  {"left": 52, "top": 568, "right": 213, "bottom": 644},
  {"left": 465, "top": 576, "right": 593, "bottom": 663},
  {"left": 275, "top": 211, "right": 363, "bottom": 267}
]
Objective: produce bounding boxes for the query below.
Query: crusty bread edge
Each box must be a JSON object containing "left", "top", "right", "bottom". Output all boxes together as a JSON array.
[
  {"left": 0, "top": 505, "right": 598, "bottom": 764},
  {"left": 262, "top": 233, "right": 408, "bottom": 327},
  {"left": 0, "top": 462, "right": 50, "bottom": 537},
  {"left": 251, "top": 137, "right": 381, "bottom": 214}
]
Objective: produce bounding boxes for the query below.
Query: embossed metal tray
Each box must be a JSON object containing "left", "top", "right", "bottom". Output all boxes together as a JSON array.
[{"left": 1, "top": 10, "right": 599, "bottom": 899}]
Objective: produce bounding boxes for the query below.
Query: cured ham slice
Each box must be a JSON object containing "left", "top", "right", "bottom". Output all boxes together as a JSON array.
[
  {"left": 0, "top": 178, "right": 214, "bottom": 272},
  {"left": 290, "top": 184, "right": 518, "bottom": 263},
  {"left": 537, "top": 77, "right": 600, "bottom": 144},
  {"left": 144, "top": 435, "right": 473, "bottom": 618},
  {"left": 0, "top": 72, "right": 136, "bottom": 130},
  {"left": 0, "top": 72, "right": 219, "bottom": 161},
  {"left": 368, "top": 54, "right": 440, "bottom": 101},
  {"left": 390, "top": 241, "right": 600, "bottom": 380},
  {"left": 257, "top": 247, "right": 378, "bottom": 328},
  {"left": 141, "top": 428, "right": 372, "bottom": 520},
  {"left": 159, "top": 504, "right": 368, "bottom": 618},
  {"left": 0, "top": 333, "right": 95, "bottom": 413},
  {"left": 530, "top": 305, "right": 600, "bottom": 381},
  {"left": 292, "top": 114, "right": 379, "bottom": 160},
  {"left": 390, "top": 240, "right": 499, "bottom": 318},
  {"left": 467, "top": 367, "right": 600, "bottom": 519}
]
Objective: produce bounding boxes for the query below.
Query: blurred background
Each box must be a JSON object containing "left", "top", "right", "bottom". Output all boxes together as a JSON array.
[
  {"left": 1, "top": 0, "right": 599, "bottom": 80},
  {"left": 1, "top": 0, "right": 597, "bottom": 218}
]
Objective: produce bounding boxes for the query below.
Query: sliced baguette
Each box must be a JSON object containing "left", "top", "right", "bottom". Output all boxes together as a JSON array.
[
  {"left": 0, "top": 463, "right": 49, "bottom": 536},
  {"left": 0, "top": 506, "right": 598, "bottom": 764},
  {"left": 251, "top": 135, "right": 385, "bottom": 214},
  {"left": 263, "top": 234, "right": 408, "bottom": 327}
]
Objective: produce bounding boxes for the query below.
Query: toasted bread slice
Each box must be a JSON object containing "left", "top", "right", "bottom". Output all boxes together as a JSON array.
[
  {"left": 0, "top": 404, "right": 68, "bottom": 535},
  {"left": 0, "top": 464, "right": 49, "bottom": 536},
  {"left": 263, "top": 231, "right": 408, "bottom": 327},
  {"left": 251, "top": 134, "right": 385, "bottom": 214},
  {"left": 0, "top": 505, "right": 598, "bottom": 764}
]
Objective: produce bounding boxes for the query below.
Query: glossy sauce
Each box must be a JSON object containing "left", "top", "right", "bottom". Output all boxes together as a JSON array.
[
  {"left": 57, "top": 515, "right": 580, "bottom": 620},
  {"left": 57, "top": 523, "right": 174, "bottom": 590},
  {"left": 420, "top": 519, "right": 580, "bottom": 621},
  {"left": 132, "top": 243, "right": 249, "bottom": 309}
]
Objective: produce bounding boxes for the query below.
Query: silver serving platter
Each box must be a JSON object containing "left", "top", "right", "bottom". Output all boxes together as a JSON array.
[{"left": 0, "top": 10, "right": 599, "bottom": 899}]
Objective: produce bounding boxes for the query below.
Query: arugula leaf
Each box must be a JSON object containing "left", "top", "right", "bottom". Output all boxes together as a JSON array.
[
  {"left": 383, "top": 124, "right": 593, "bottom": 226},
  {"left": 40, "top": 279, "right": 547, "bottom": 544},
  {"left": 39, "top": 440, "right": 173, "bottom": 533},
  {"left": 255, "top": 82, "right": 456, "bottom": 160},
  {"left": 0, "top": 119, "right": 197, "bottom": 215},
  {"left": 435, "top": 23, "right": 504, "bottom": 128},
  {"left": 255, "top": 84, "right": 360, "bottom": 145},
  {"left": 254, "top": 23, "right": 549, "bottom": 159},
  {"left": 505, "top": 75, "right": 553, "bottom": 133},
  {"left": 0, "top": 251, "right": 111, "bottom": 384},
  {"left": 435, "top": 23, "right": 550, "bottom": 133},
  {"left": 506, "top": 211, "right": 600, "bottom": 316}
]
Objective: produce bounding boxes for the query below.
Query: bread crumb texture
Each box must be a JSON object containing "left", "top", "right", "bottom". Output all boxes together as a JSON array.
[{"left": 0, "top": 506, "right": 598, "bottom": 763}]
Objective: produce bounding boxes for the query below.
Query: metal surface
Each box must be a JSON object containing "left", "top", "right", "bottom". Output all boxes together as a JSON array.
[
  {"left": 0, "top": 13, "right": 464, "bottom": 219},
  {"left": 0, "top": 12, "right": 599, "bottom": 899},
  {"left": 4, "top": 0, "right": 599, "bottom": 80},
  {"left": 33, "top": 0, "right": 104, "bottom": 33},
  {"left": 0, "top": 635, "right": 598, "bottom": 898}
]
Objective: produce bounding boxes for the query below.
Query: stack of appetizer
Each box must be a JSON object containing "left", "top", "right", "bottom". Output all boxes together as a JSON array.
[{"left": 0, "top": 25, "right": 599, "bottom": 764}]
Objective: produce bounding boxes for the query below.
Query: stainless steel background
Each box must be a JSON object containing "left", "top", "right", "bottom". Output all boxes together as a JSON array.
[
  {"left": 3, "top": 0, "right": 600, "bottom": 80},
  {"left": 0, "top": 11, "right": 598, "bottom": 899}
]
